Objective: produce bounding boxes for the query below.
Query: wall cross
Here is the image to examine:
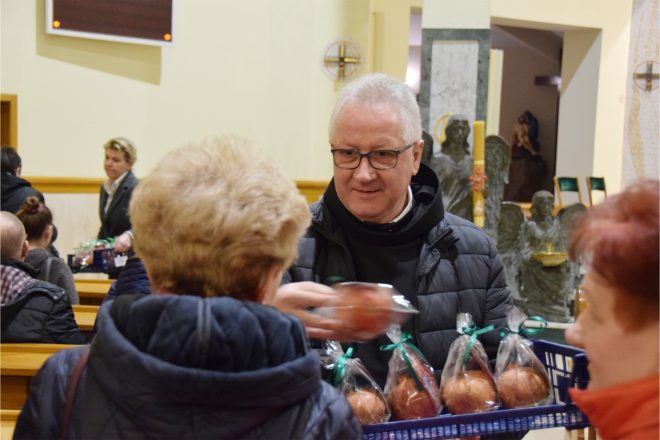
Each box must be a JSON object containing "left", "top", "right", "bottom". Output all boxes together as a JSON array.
[{"left": 633, "top": 61, "right": 660, "bottom": 91}]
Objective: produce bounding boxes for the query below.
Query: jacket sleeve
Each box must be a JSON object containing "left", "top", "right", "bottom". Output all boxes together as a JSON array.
[
  {"left": 13, "top": 348, "right": 83, "bottom": 440},
  {"left": 45, "top": 296, "right": 85, "bottom": 344},
  {"left": 114, "top": 257, "right": 151, "bottom": 296},
  {"left": 304, "top": 383, "right": 362, "bottom": 440}
]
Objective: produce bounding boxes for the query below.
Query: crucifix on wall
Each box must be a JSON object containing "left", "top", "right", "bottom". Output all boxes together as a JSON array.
[
  {"left": 322, "top": 39, "right": 362, "bottom": 81},
  {"left": 633, "top": 61, "right": 660, "bottom": 91}
]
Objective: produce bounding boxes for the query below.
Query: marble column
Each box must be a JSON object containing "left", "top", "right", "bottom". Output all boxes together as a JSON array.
[{"left": 419, "top": 29, "right": 490, "bottom": 151}]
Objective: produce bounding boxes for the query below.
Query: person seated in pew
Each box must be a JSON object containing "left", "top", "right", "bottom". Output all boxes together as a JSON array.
[
  {"left": 13, "top": 136, "right": 361, "bottom": 440},
  {"left": 565, "top": 179, "right": 659, "bottom": 440},
  {"left": 1, "top": 146, "right": 61, "bottom": 257},
  {"left": 0, "top": 146, "right": 44, "bottom": 214},
  {"left": 0, "top": 212, "right": 83, "bottom": 344},
  {"left": 16, "top": 196, "right": 79, "bottom": 305}
]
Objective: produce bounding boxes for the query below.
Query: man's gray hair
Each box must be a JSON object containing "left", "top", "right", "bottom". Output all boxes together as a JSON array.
[
  {"left": 329, "top": 73, "right": 422, "bottom": 144},
  {"left": 0, "top": 211, "right": 27, "bottom": 260}
]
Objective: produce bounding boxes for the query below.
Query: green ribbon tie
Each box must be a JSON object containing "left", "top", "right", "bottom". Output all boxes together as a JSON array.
[
  {"left": 499, "top": 315, "right": 548, "bottom": 338},
  {"left": 333, "top": 346, "right": 354, "bottom": 386},
  {"left": 460, "top": 324, "right": 494, "bottom": 367},
  {"left": 380, "top": 332, "right": 429, "bottom": 391}
]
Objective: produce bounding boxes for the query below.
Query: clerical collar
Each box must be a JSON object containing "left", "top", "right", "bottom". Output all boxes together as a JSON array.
[{"left": 388, "top": 186, "right": 413, "bottom": 223}]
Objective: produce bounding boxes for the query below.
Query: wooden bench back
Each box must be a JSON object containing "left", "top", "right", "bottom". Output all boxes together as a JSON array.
[{"left": 1, "top": 343, "right": 81, "bottom": 410}]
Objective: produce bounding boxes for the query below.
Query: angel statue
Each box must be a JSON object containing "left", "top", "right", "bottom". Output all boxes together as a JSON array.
[
  {"left": 497, "top": 190, "right": 587, "bottom": 322},
  {"left": 423, "top": 115, "right": 473, "bottom": 221},
  {"left": 484, "top": 134, "right": 511, "bottom": 243}
]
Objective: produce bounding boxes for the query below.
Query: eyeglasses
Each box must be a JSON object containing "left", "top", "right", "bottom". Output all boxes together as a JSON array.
[{"left": 330, "top": 143, "right": 414, "bottom": 170}]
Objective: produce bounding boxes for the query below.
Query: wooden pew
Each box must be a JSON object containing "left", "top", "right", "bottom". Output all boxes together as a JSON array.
[
  {"left": 74, "top": 278, "right": 111, "bottom": 305},
  {"left": 1, "top": 343, "right": 79, "bottom": 410},
  {"left": 1, "top": 409, "right": 20, "bottom": 440},
  {"left": 72, "top": 304, "right": 99, "bottom": 332}
]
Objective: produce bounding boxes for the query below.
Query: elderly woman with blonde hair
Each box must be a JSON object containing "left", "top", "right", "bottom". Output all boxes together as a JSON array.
[{"left": 15, "top": 136, "right": 361, "bottom": 440}]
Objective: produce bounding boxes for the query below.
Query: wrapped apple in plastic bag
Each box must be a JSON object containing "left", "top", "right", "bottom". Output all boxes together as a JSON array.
[
  {"left": 495, "top": 307, "right": 552, "bottom": 408},
  {"left": 440, "top": 313, "right": 499, "bottom": 414},
  {"left": 320, "top": 340, "right": 390, "bottom": 424},
  {"left": 382, "top": 328, "right": 441, "bottom": 420},
  {"left": 315, "top": 282, "right": 418, "bottom": 341}
]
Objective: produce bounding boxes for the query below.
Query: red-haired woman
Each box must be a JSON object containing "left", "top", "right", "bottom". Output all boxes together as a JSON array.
[{"left": 565, "top": 179, "right": 659, "bottom": 440}]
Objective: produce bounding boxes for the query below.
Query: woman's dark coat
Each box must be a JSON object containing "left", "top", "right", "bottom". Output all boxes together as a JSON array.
[{"left": 14, "top": 294, "right": 361, "bottom": 439}]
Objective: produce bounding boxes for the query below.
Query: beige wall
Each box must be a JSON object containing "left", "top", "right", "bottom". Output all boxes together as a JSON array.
[
  {"left": 2, "top": 0, "right": 362, "bottom": 181},
  {"left": 368, "top": 0, "right": 421, "bottom": 78},
  {"left": 422, "top": 0, "right": 491, "bottom": 29},
  {"left": 1, "top": 0, "right": 421, "bottom": 179}
]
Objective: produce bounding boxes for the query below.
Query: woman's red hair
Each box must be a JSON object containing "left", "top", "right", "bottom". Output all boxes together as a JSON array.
[{"left": 569, "top": 179, "right": 659, "bottom": 330}]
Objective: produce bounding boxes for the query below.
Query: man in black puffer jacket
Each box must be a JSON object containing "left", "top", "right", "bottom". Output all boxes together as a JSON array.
[
  {"left": 0, "top": 146, "right": 44, "bottom": 214},
  {"left": 1, "top": 146, "right": 61, "bottom": 257},
  {"left": 0, "top": 212, "right": 83, "bottom": 344},
  {"left": 271, "top": 73, "right": 513, "bottom": 387}
]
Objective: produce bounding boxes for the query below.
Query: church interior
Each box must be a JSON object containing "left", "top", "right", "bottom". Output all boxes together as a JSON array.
[
  {"left": 1, "top": 0, "right": 656, "bottom": 256},
  {"left": 1, "top": 1, "right": 658, "bottom": 439}
]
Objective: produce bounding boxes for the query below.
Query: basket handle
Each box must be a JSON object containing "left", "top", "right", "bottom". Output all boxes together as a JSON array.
[{"left": 567, "top": 353, "right": 590, "bottom": 403}]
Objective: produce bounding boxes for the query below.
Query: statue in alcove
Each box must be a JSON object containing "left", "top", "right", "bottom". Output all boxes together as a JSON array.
[
  {"left": 422, "top": 115, "right": 473, "bottom": 221},
  {"left": 504, "top": 111, "right": 547, "bottom": 202},
  {"left": 497, "top": 190, "right": 587, "bottom": 322}
]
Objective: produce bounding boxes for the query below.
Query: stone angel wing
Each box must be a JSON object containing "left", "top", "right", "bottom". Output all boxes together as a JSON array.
[
  {"left": 485, "top": 135, "right": 511, "bottom": 191},
  {"left": 554, "top": 203, "right": 588, "bottom": 251},
  {"left": 484, "top": 134, "right": 512, "bottom": 240},
  {"left": 497, "top": 202, "right": 526, "bottom": 299}
]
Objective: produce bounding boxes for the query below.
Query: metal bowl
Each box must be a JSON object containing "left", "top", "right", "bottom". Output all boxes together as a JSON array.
[{"left": 532, "top": 251, "right": 568, "bottom": 267}]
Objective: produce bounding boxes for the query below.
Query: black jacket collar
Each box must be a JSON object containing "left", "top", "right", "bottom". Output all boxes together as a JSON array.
[
  {"left": 0, "top": 258, "right": 38, "bottom": 278},
  {"left": 321, "top": 163, "right": 445, "bottom": 245}
]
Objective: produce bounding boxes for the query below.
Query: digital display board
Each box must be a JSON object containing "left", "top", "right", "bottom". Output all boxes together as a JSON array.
[{"left": 46, "top": 0, "right": 174, "bottom": 46}]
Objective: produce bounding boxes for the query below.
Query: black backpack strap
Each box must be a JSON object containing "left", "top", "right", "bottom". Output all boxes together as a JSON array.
[{"left": 59, "top": 345, "right": 91, "bottom": 440}]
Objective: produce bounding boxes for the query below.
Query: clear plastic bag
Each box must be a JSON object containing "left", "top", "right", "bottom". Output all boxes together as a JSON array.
[
  {"left": 382, "top": 328, "right": 441, "bottom": 420},
  {"left": 320, "top": 340, "right": 390, "bottom": 424},
  {"left": 495, "top": 306, "right": 552, "bottom": 408},
  {"left": 315, "top": 282, "right": 419, "bottom": 341},
  {"left": 440, "top": 313, "right": 499, "bottom": 414}
]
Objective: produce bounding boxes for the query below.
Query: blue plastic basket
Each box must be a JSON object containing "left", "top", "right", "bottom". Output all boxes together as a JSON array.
[{"left": 362, "top": 339, "right": 590, "bottom": 439}]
